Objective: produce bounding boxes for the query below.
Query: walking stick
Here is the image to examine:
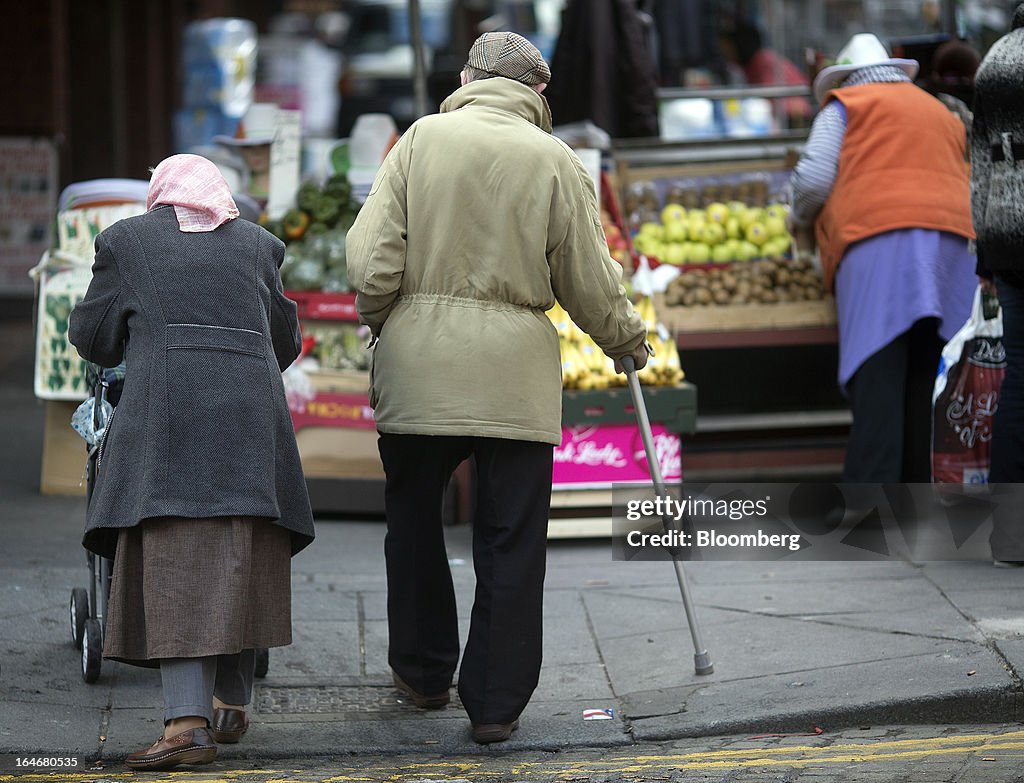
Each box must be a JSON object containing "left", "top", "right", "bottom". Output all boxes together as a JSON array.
[{"left": 622, "top": 355, "right": 714, "bottom": 675}]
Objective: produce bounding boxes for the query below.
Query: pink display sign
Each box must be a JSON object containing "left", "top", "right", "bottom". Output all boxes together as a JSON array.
[
  {"left": 289, "top": 390, "right": 376, "bottom": 432},
  {"left": 553, "top": 423, "right": 681, "bottom": 488}
]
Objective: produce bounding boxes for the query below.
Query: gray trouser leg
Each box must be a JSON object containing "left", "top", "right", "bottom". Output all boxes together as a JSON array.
[
  {"left": 214, "top": 649, "right": 255, "bottom": 706},
  {"left": 160, "top": 657, "right": 216, "bottom": 723}
]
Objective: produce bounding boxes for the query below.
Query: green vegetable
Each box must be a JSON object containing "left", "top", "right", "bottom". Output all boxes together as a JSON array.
[
  {"left": 323, "top": 173, "right": 352, "bottom": 203},
  {"left": 286, "top": 258, "right": 327, "bottom": 291},
  {"left": 296, "top": 181, "right": 321, "bottom": 212},
  {"left": 312, "top": 196, "right": 341, "bottom": 227}
]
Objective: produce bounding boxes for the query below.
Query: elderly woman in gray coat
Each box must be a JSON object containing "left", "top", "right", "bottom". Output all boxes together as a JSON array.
[{"left": 68, "top": 154, "right": 315, "bottom": 770}]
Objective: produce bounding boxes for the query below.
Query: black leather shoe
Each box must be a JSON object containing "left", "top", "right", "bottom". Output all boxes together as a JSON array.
[
  {"left": 125, "top": 727, "right": 216, "bottom": 770},
  {"left": 392, "top": 671, "right": 451, "bottom": 709},
  {"left": 211, "top": 707, "right": 249, "bottom": 743},
  {"left": 471, "top": 719, "right": 520, "bottom": 744}
]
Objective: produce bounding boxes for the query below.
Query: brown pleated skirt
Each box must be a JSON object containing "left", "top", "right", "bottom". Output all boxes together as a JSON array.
[{"left": 103, "top": 516, "right": 293, "bottom": 665}]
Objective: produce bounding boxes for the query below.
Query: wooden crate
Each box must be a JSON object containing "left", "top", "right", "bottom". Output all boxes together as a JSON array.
[
  {"left": 296, "top": 427, "right": 383, "bottom": 480},
  {"left": 548, "top": 488, "right": 613, "bottom": 538},
  {"left": 653, "top": 292, "right": 836, "bottom": 333},
  {"left": 308, "top": 368, "right": 370, "bottom": 394}
]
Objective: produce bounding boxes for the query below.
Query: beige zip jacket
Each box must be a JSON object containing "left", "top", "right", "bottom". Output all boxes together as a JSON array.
[{"left": 346, "top": 77, "right": 646, "bottom": 445}]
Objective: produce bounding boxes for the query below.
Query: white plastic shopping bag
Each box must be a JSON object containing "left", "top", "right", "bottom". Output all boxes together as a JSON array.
[
  {"left": 931, "top": 285, "right": 1006, "bottom": 483},
  {"left": 70, "top": 396, "right": 113, "bottom": 447}
]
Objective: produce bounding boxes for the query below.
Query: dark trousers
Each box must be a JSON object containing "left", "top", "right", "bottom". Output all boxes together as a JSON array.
[
  {"left": 843, "top": 318, "right": 943, "bottom": 482},
  {"left": 991, "top": 276, "right": 1024, "bottom": 482},
  {"left": 990, "top": 277, "right": 1024, "bottom": 560},
  {"left": 377, "top": 433, "right": 554, "bottom": 724}
]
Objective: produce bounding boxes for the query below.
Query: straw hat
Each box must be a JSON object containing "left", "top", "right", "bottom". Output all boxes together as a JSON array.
[{"left": 812, "top": 33, "right": 919, "bottom": 103}]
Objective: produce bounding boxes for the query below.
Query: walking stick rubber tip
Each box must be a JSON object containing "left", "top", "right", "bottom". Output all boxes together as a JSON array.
[{"left": 694, "top": 652, "right": 714, "bottom": 676}]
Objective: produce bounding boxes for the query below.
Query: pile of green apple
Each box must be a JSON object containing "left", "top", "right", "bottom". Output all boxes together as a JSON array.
[{"left": 633, "top": 201, "right": 792, "bottom": 265}]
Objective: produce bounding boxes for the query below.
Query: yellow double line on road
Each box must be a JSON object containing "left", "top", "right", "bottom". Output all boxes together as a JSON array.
[{"left": 4, "top": 730, "right": 1024, "bottom": 781}]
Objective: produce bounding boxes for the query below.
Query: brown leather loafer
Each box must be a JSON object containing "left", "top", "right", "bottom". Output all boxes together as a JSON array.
[
  {"left": 471, "top": 719, "right": 520, "bottom": 744},
  {"left": 125, "top": 727, "right": 216, "bottom": 770},
  {"left": 392, "top": 670, "right": 451, "bottom": 709},
  {"left": 211, "top": 707, "right": 249, "bottom": 743}
]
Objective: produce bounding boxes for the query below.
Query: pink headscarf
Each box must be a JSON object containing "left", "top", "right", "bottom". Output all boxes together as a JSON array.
[{"left": 147, "top": 154, "right": 239, "bottom": 232}]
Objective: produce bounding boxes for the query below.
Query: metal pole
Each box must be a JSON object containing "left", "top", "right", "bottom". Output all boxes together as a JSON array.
[
  {"left": 622, "top": 356, "right": 713, "bottom": 675},
  {"left": 408, "top": 0, "right": 430, "bottom": 120}
]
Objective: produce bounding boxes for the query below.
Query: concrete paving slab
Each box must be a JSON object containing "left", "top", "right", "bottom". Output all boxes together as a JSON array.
[
  {"left": 592, "top": 597, "right": 999, "bottom": 696},
  {"left": 268, "top": 621, "right": 365, "bottom": 679},
  {"left": 993, "top": 638, "right": 1024, "bottom": 679},
  {"left": 0, "top": 701, "right": 105, "bottom": 756},
  {"left": 624, "top": 647, "right": 1017, "bottom": 740},
  {"left": 535, "top": 662, "right": 614, "bottom": 702},
  {"left": 3, "top": 641, "right": 112, "bottom": 709},
  {"left": 289, "top": 586, "right": 361, "bottom": 622}
]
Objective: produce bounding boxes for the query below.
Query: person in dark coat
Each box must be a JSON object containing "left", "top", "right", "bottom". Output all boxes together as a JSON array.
[
  {"left": 68, "top": 154, "right": 315, "bottom": 770},
  {"left": 971, "top": 3, "right": 1024, "bottom": 565},
  {"left": 544, "top": 0, "right": 659, "bottom": 138}
]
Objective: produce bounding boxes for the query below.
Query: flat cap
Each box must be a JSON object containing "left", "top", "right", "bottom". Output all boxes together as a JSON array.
[{"left": 466, "top": 31, "right": 551, "bottom": 85}]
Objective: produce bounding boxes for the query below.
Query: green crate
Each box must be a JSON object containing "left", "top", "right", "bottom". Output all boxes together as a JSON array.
[{"left": 561, "top": 382, "right": 697, "bottom": 435}]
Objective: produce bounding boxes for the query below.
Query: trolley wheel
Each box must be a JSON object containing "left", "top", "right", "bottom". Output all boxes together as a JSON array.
[
  {"left": 81, "top": 619, "right": 103, "bottom": 683},
  {"left": 70, "top": 588, "right": 90, "bottom": 650},
  {"left": 253, "top": 648, "right": 269, "bottom": 679}
]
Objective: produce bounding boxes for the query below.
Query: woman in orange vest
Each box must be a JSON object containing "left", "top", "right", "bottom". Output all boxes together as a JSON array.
[{"left": 788, "top": 34, "right": 976, "bottom": 482}]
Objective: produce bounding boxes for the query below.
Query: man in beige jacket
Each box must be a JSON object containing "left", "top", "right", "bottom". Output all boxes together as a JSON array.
[{"left": 346, "top": 30, "right": 648, "bottom": 744}]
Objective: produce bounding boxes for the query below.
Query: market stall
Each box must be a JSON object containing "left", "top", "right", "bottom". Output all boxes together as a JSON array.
[{"left": 610, "top": 129, "right": 850, "bottom": 480}]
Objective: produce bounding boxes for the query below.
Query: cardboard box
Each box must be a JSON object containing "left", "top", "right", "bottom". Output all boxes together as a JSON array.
[{"left": 40, "top": 400, "right": 87, "bottom": 496}]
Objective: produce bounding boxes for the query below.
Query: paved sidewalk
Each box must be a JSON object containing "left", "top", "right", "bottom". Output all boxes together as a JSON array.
[{"left": 2, "top": 315, "right": 1023, "bottom": 763}]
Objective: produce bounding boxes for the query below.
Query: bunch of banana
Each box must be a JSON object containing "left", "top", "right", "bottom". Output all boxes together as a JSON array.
[
  {"left": 576, "top": 335, "right": 615, "bottom": 390},
  {"left": 547, "top": 302, "right": 586, "bottom": 343},
  {"left": 547, "top": 299, "right": 684, "bottom": 389},
  {"left": 634, "top": 295, "right": 659, "bottom": 334},
  {"left": 638, "top": 331, "right": 685, "bottom": 386},
  {"left": 634, "top": 296, "right": 685, "bottom": 387},
  {"left": 547, "top": 303, "right": 617, "bottom": 390},
  {"left": 558, "top": 337, "right": 586, "bottom": 389}
]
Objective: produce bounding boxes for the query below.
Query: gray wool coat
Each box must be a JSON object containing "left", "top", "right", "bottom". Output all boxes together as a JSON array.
[
  {"left": 971, "top": 3, "right": 1024, "bottom": 285},
  {"left": 68, "top": 206, "right": 315, "bottom": 559}
]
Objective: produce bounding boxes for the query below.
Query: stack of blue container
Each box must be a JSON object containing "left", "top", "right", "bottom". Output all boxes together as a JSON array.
[{"left": 174, "top": 18, "right": 258, "bottom": 151}]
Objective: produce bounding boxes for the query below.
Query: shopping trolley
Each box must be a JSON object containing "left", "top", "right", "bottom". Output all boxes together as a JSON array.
[{"left": 68, "top": 363, "right": 121, "bottom": 683}]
